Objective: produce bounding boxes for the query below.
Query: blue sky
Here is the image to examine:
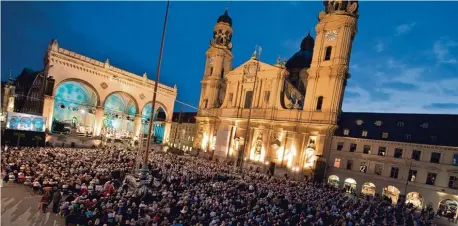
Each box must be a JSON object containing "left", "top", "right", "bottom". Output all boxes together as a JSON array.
[{"left": 2, "top": 1, "right": 458, "bottom": 114}]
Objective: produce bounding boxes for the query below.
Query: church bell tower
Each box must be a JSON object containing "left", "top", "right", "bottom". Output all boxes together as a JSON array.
[
  {"left": 304, "top": 0, "right": 359, "bottom": 123},
  {"left": 198, "top": 8, "right": 234, "bottom": 110}
]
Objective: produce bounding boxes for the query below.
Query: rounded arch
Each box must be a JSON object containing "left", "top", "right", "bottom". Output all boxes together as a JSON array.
[
  {"left": 382, "top": 185, "right": 400, "bottom": 204},
  {"left": 328, "top": 175, "right": 339, "bottom": 188},
  {"left": 141, "top": 101, "right": 169, "bottom": 121},
  {"left": 53, "top": 78, "right": 101, "bottom": 106},
  {"left": 103, "top": 91, "right": 139, "bottom": 116},
  {"left": 361, "top": 182, "right": 376, "bottom": 196},
  {"left": 406, "top": 192, "right": 424, "bottom": 209},
  {"left": 344, "top": 178, "right": 357, "bottom": 193},
  {"left": 437, "top": 199, "right": 458, "bottom": 219}
]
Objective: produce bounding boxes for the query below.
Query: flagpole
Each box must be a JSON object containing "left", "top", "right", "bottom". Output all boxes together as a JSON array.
[
  {"left": 238, "top": 45, "right": 262, "bottom": 171},
  {"left": 141, "top": 0, "right": 170, "bottom": 182}
]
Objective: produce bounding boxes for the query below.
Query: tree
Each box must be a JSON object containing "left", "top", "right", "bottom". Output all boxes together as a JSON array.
[
  {"left": 33, "top": 136, "right": 42, "bottom": 147},
  {"left": 13, "top": 132, "right": 25, "bottom": 147}
]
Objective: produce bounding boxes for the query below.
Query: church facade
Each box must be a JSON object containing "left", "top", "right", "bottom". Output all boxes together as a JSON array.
[{"left": 194, "top": 1, "right": 360, "bottom": 176}]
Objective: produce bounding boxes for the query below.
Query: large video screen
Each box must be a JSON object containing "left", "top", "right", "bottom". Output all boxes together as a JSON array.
[{"left": 6, "top": 112, "right": 46, "bottom": 132}]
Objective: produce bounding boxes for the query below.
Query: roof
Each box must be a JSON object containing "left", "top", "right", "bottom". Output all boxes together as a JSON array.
[
  {"left": 335, "top": 112, "right": 458, "bottom": 147},
  {"left": 172, "top": 112, "right": 197, "bottom": 123}
]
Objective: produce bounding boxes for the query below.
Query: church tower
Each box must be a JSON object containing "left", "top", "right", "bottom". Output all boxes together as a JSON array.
[
  {"left": 198, "top": 8, "right": 234, "bottom": 110},
  {"left": 304, "top": 1, "right": 359, "bottom": 123}
]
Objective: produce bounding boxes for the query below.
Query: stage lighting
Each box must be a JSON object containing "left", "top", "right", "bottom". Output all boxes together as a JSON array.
[{"left": 80, "top": 109, "right": 85, "bottom": 113}]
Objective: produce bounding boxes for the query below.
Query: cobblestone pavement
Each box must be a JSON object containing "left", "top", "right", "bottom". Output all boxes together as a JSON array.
[{"left": 1, "top": 182, "right": 64, "bottom": 226}]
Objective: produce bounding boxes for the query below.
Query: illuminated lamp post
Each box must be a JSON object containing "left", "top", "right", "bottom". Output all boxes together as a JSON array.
[{"left": 140, "top": 0, "right": 170, "bottom": 185}]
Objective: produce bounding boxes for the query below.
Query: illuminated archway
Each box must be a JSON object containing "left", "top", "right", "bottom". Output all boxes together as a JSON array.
[
  {"left": 328, "top": 175, "right": 339, "bottom": 188},
  {"left": 52, "top": 81, "right": 98, "bottom": 134},
  {"left": 102, "top": 92, "right": 138, "bottom": 139},
  {"left": 344, "top": 178, "right": 357, "bottom": 193},
  {"left": 361, "top": 182, "right": 376, "bottom": 196},
  {"left": 383, "top": 185, "right": 400, "bottom": 204},
  {"left": 406, "top": 192, "right": 424, "bottom": 209},
  {"left": 141, "top": 103, "right": 167, "bottom": 144},
  {"left": 437, "top": 199, "right": 458, "bottom": 219}
]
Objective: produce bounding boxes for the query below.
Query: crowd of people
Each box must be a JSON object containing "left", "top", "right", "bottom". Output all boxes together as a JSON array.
[{"left": 1, "top": 146, "right": 442, "bottom": 226}]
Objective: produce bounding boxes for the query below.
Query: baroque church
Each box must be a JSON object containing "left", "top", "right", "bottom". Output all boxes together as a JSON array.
[{"left": 193, "top": 0, "right": 359, "bottom": 176}]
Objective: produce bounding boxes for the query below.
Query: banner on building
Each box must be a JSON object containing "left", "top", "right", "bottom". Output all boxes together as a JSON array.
[{"left": 6, "top": 112, "right": 46, "bottom": 132}]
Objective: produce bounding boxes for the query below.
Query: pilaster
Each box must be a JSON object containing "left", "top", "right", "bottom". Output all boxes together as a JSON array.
[
  {"left": 93, "top": 106, "right": 104, "bottom": 136},
  {"left": 42, "top": 95, "right": 55, "bottom": 131}
]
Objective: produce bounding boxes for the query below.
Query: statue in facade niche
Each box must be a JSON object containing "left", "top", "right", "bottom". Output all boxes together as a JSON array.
[{"left": 254, "top": 133, "right": 263, "bottom": 155}]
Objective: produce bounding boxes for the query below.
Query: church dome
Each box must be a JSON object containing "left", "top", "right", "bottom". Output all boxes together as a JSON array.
[
  {"left": 286, "top": 32, "right": 315, "bottom": 69},
  {"left": 217, "top": 8, "right": 232, "bottom": 26}
]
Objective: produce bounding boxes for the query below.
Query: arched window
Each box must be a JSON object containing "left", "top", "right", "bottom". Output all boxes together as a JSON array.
[
  {"left": 209, "top": 66, "right": 213, "bottom": 75},
  {"left": 316, "top": 96, "right": 323, "bottom": 111},
  {"left": 203, "top": 99, "right": 208, "bottom": 109},
  {"left": 324, "top": 46, "right": 332, "bottom": 61}
]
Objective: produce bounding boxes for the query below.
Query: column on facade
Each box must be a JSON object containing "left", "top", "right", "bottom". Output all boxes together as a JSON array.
[
  {"left": 214, "top": 120, "right": 231, "bottom": 159},
  {"left": 297, "top": 133, "right": 309, "bottom": 170},
  {"left": 93, "top": 106, "right": 104, "bottom": 136},
  {"left": 42, "top": 95, "right": 55, "bottom": 131},
  {"left": 133, "top": 114, "right": 142, "bottom": 139},
  {"left": 163, "top": 121, "right": 172, "bottom": 145}
]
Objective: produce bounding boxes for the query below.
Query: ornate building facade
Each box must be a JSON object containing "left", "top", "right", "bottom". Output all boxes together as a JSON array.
[
  {"left": 194, "top": 2, "right": 360, "bottom": 175},
  {"left": 41, "top": 40, "right": 177, "bottom": 142},
  {"left": 168, "top": 112, "right": 197, "bottom": 152}
]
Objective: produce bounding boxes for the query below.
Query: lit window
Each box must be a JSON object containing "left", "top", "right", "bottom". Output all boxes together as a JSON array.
[
  {"left": 363, "top": 145, "right": 371, "bottom": 154},
  {"left": 362, "top": 131, "right": 368, "bottom": 137},
  {"left": 382, "top": 132, "right": 388, "bottom": 139},
  {"left": 397, "top": 121, "right": 404, "bottom": 127},
  {"left": 375, "top": 120, "right": 383, "bottom": 126},
  {"left": 426, "top": 173, "right": 436, "bottom": 185},
  {"left": 378, "top": 147, "right": 386, "bottom": 156},
  {"left": 334, "top": 158, "right": 341, "bottom": 168},
  {"left": 343, "top": 129, "right": 350, "bottom": 136},
  {"left": 360, "top": 162, "right": 367, "bottom": 173},
  {"left": 408, "top": 170, "right": 417, "bottom": 182},
  {"left": 356, "top": 119, "right": 364, "bottom": 125},
  {"left": 420, "top": 123, "right": 428, "bottom": 129}
]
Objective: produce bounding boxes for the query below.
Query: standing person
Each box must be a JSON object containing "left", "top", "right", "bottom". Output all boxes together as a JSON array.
[
  {"left": 40, "top": 192, "right": 51, "bottom": 213},
  {"left": 52, "top": 189, "right": 62, "bottom": 213}
]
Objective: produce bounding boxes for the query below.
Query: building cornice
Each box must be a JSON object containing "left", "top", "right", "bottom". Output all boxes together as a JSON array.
[
  {"left": 48, "top": 47, "right": 177, "bottom": 98},
  {"left": 334, "top": 136, "right": 458, "bottom": 151}
]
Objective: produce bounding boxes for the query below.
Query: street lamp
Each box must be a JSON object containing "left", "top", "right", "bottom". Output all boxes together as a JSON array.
[{"left": 141, "top": 0, "right": 170, "bottom": 186}]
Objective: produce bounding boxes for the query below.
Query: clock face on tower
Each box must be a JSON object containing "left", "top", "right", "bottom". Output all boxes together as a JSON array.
[
  {"left": 325, "top": 30, "right": 338, "bottom": 42},
  {"left": 209, "top": 57, "right": 215, "bottom": 65}
]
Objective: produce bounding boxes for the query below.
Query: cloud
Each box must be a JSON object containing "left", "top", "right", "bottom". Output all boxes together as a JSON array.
[
  {"left": 423, "top": 103, "right": 458, "bottom": 110},
  {"left": 383, "top": 81, "right": 417, "bottom": 91},
  {"left": 433, "top": 39, "right": 458, "bottom": 64},
  {"left": 344, "top": 91, "right": 361, "bottom": 99},
  {"left": 375, "top": 42, "right": 384, "bottom": 53},
  {"left": 395, "top": 22, "right": 416, "bottom": 36}
]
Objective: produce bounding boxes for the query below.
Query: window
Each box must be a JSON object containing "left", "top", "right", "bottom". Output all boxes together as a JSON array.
[
  {"left": 349, "top": 143, "right": 357, "bottom": 152},
  {"left": 390, "top": 167, "right": 399, "bottom": 179},
  {"left": 453, "top": 154, "right": 458, "bottom": 166},
  {"left": 228, "top": 93, "right": 233, "bottom": 102},
  {"left": 221, "top": 67, "right": 225, "bottom": 78},
  {"left": 316, "top": 96, "right": 323, "bottom": 111},
  {"left": 449, "top": 176, "right": 458, "bottom": 189},
  {"left": 375, "top": 120, "right": 383, "bottom": 126},
  {"left": 363, "top": 145, "right": 371, "bottom": 154},
  {"left": 324, "top": 46, "right": 332, "bottom": 61},
  {"left": 405, "top": 134, "right": 411, "bottom": 141},
  {"left": 264, "top": 91, "right": 270, "bottom": 102},
  {"left": 209, "top": 66, "right": 213, "bottom": 75},
  {"left": 412, "top": 150, "right": 421, "bottom": 161},
  {"left": 343, "top": 129, "right": 350, "bottom": 136},
  {"left": 426, "top": 173, "right": 437, "bottom": 185},
  {"left": 382, "top": 132, "right": 389, "bottom": 139},
  {"left": 244, "top": 91, "right": 253, "bottom": 109},
  {"left": 346, "top": 160, "right": 353, "bottom": 170},
  {"left": 203, "top": 99, "right": 208, "bottom": 109},
  {"left": 336, "top": 142, "right": 344, "bottom": 151},
  {"left": 375, "top": 164, "right": 383, "bottom": 176},
  {"left": 394, "top": 148, "right": 403, "bottom": 159},
  {"left": 397, "top": 121, "right": 404, "bottom": 127},
  {"left": 408, "top": 170, "right": 417, "bottom": 182},
  {"left": 430, "top": 152, "right": 441, "bottom": 163},
  {"left": 420, "top": 123, "right": 428, "bottom": 128},
  {"left": 334, "top": 158, "right": 341, "bottom": 168},
  {"left": 360, "top": 162, "right": 367, "bottom": 173},
  {"left": 355, "top": 119, "right": 364, "bottom": 125},
  {"left": 362, "top": 130, "right": 368, "bottom": 137},
  {"left": 378, "top": 147, "right": 387, "bottom": 156}
]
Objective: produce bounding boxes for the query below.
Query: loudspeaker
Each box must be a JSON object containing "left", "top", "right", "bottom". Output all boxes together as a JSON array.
[
  {"left": 45, "top": 77, "right": 55, "bottom": 96},
  {"left": 268, "top": 162, "right": 276, "bottom": 175},
  {"left": 313, "top": 161, "right": 326, "bottom": 183}
]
